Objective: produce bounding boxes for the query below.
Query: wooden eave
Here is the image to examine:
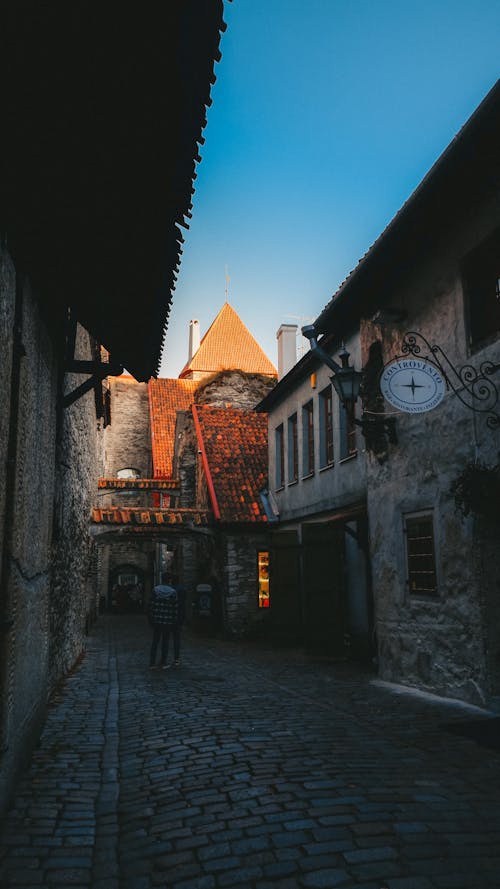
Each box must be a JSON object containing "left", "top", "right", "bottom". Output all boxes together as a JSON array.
[{"left": 1, "top": 1, "right": 227, "bottom": 381}]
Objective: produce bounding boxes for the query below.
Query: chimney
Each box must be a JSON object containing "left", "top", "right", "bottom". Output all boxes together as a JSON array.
[
  {"left": 188, "top": 319, "right": 200, "bottom": 361},
  {"left": 276, "top": 324, "right": 298, "bottom": 380}
]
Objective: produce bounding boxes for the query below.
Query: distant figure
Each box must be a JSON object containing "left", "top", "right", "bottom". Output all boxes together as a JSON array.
[{"left": 148, "top": 574, "right": 185, "bottom": 670}]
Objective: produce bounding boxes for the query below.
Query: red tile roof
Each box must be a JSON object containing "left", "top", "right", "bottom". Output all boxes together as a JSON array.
[
  {"left": 192, "top": 404, "right": 268, "bottom": 523},
  {"left": 148, "top": 378, "right": 198, "bottom": 477},
  {"left": 91, "top": 507, "right": 209, "bottom": 526},
  {"left": 179, "top": 303, "right": 277, "bottom": 379}
]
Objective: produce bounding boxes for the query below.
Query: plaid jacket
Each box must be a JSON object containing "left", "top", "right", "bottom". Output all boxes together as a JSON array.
[{"left": 148, "top": 585, "right": 184, "bottom": 626}]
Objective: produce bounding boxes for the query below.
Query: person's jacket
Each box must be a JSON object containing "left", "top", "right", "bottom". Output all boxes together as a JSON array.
[{"left": 148, "top": 584, "right": 185, "bottom": 627}]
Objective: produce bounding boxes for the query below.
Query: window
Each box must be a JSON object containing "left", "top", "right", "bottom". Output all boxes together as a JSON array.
[
  {"left": 117, "top": 467, "right": 141, "bottom": 479},
  {"left": 319, "top": 386, "right": 334, "bottom": 468},
  {"left": 275, "top": 424, "right": 285, "bottom": 489},
  {"left": 258, "top": 550, "right": 270, "bottom": 608},
  {"left": 463, "top": 227, "right": 500, "bottom": 350},
  {"left": 339, "top": 402, "right": 357, "bottom": 460},
  {"left": 302, "top": 401, "right": 315, "bottom": 476},
  {"left": 287, "top": 413, "right": 298, "bottom": 483},
  {"left": 405, "top": 513, "right": 437, "bottom": 595}
]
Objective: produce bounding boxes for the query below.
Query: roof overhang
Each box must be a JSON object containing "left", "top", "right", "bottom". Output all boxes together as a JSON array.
[
  {"left": 1, "top": 2, "right": 227, "bottom": 381},
  {"left": 314, "top": 79, "right": 500, "bottom": 337}
]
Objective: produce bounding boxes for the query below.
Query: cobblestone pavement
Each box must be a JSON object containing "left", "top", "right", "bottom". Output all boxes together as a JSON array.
[{"left": 1, "top": 615, "right": 500, "bottom": 889}]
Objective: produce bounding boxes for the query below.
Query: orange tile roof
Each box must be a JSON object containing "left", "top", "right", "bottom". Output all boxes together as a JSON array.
[
  {"left": 179, "top": 302, "right": 277, "bottom": 379},
  {"left": 148, "top": 379, "right": 198, "bottom": 477},
  {"left": 91, "top": 507, "right": 209, "bottom": 526},
  {"left": 192, "top": 404, "right": 269, "bottom": 523}
]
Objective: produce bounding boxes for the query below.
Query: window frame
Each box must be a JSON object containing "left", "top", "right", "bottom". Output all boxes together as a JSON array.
[
  {"left": 275, "top": 423, "right": 285, "bottom": 490},
  {"left": 287, "top": 412, "right": 298, "bottom": 484},
  {"left": 339, "top": 401, "right": 357, "bottom": 461},
  {"left": 404, "top": 511, "right": 438, "bottom": 597},
  {"left": 302, "top": 400, "right": 315, "bottom": 477},
  {"left": 257, "top": 550, "right": 270, "bottom": 609},
  {"left": 462, "top": 226, "right": 500, "bottom": 352},
  {"left": 319, "top": 385, "right": 334, "bottom": 469}
]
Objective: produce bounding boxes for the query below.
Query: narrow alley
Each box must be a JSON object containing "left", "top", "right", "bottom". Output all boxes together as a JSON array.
[{"left": 1, "top": 616, "right": 499, "bottom": 889}]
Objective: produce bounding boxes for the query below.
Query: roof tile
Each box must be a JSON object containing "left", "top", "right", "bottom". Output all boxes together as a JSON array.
[
  {"left": 193, "top": 405, "right": 269, "bottom": 523},
  {"left": 179, "top": 303, "right": 277, "bottom": 379},
  {"left": 149, "top": 378, "right": 198, "bottom": 476}
]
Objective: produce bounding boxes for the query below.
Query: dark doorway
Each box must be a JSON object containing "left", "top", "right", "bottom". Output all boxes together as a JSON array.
[{"left": 109, "top": 564, "right": 145, "bottom": 613}]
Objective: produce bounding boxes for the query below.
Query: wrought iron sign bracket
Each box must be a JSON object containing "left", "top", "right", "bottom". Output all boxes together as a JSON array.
[{"left": 399, "top": 331, "right": 500, "bottom": 430}]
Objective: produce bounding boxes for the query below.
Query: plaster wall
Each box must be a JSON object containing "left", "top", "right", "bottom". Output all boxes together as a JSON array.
[
  {"left": 364, "top": 204, "right": 500, "bottom": 707},
  {"left": 268, "top": 333, "right": 366, "bottom": 522}
]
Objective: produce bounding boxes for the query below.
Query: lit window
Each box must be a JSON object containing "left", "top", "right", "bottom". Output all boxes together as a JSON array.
[
  {"left": 287, "top": 413, "right": 298, "bottom": 483},
  {"left": 405, "top": 513, "right": 437, "bottom": 595},
  {"left": 275, "top": 424, "right": 285, "bottom": 489},
  {"left": 258, "top": 551, "right": 270, "bottom": 608},
  {"left": 319, "top": 386, "right": 334, "bottom": 468},
  {"left": 302, "top": 401, "right": 315, "bottom": 476}
]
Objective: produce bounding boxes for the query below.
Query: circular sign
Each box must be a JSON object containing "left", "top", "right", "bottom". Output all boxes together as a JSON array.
[{"left": 380, "top": 358, "right": 446, "bottom": 414}]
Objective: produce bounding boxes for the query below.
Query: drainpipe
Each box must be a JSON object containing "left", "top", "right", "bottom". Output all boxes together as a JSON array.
[{"left": 0, "top": 266, "right": 25, "bottom": 754}]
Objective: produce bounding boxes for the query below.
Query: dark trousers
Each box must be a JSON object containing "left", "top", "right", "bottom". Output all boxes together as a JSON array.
[{"left": 150, "top": 624, "right": 180, "bottom": 665}]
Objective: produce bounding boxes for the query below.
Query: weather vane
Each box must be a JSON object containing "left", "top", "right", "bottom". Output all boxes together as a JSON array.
[{"left": 225, "top": 265, "right": 230, "bottom": 303}]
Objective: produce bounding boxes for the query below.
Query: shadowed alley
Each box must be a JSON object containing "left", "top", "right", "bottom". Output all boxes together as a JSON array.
[{"left": 1, "top": 615, "right": 500, "bottom": 889}]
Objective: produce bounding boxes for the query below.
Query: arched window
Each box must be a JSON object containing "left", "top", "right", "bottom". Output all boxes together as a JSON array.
[{"left": 117, "top": 467, "right": 141, "bottom": 479}]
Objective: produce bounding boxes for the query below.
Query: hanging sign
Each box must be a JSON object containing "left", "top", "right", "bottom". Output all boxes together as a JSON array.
[{"left": 380, "top": 358, "right": 446, "bottom": 414}]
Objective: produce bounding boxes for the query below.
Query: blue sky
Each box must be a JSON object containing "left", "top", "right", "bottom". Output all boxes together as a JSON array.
[{"left": 160, "top": 0, "right": 500, "bottom": 378}]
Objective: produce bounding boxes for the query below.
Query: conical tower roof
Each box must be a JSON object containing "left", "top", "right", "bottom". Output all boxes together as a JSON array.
[{"left": 179, "top": 302, "right": 277, "bottom": 379}]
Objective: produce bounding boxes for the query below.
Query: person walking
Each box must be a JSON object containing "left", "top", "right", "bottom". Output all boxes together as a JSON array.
[{"left": 148, "top": 575, "right": 184, "bottom": 669}]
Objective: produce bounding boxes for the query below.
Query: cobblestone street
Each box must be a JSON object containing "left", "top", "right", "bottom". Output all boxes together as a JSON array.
[{"left": 1, "top": 614, "right": 500, "bottom": 889}]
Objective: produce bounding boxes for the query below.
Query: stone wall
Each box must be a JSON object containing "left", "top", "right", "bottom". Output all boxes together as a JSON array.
[
  {"left": 101, "top": 377, "right": 151, "bottom": 508},
  {"left": 223, "top": 531, "right": 270, "bottom": 637},
  {"left": 49, "top": 323, "right": 105, "bottom": 684},
  {"left": 0, "top": 257, "right": 58, "bottom": 814},
  {"left": 195, "top": 370, "right": 276, "bottom": 410},
  {"left": 0, "top": 246, "right": 105, "bottom": 815},
  {"left": 362, "top": 204, "right": 500, "bottom": 707}
]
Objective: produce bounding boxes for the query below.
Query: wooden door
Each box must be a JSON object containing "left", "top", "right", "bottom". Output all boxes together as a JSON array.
[
  {"left": 302, "top": 522, "right": 345, "bottom": 656},
  {"left": 269, "top": 529, "right": 302, "bottom": 643}
]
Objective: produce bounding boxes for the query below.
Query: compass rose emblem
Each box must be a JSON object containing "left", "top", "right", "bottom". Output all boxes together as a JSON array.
[{"left": 380, "top": 359, "right": 446, "bottom": 413}]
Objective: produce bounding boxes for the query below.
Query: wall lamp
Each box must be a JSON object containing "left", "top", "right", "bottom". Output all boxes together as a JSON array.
[
  {"left": 302, "top": 325, "right": 362, "bottom": 411},
  {"left": 301, "top": 324, "right": 397, "bottom": 444}
]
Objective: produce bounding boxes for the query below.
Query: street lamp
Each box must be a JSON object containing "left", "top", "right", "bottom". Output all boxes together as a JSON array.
[
  {"left": 301, "top": 324, "right": 397, "bottom": 444},
  {"left": 302, "top": 325, "right": 362, "bottom": 415},
  {"left": 330, "top": 345, "right": 363, "bottom": 413}
]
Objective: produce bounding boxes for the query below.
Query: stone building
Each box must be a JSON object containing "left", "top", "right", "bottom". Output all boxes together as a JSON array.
[
  {"left": 0, "top": 3, "right": 226, "bottom": 814},
  {"left": 258, "top": 80, "right": 500, "bottom": 708},
  {"left": 94, "top": 303, "right": 277, "bottom": 635}
]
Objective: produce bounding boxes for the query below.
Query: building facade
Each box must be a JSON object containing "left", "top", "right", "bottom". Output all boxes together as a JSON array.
[
  {"left": 94, "top": 304, "right": 278, "bottom": 637},
  {"left": 259, "top": 81, "right": 500, "bottom": 707}
]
